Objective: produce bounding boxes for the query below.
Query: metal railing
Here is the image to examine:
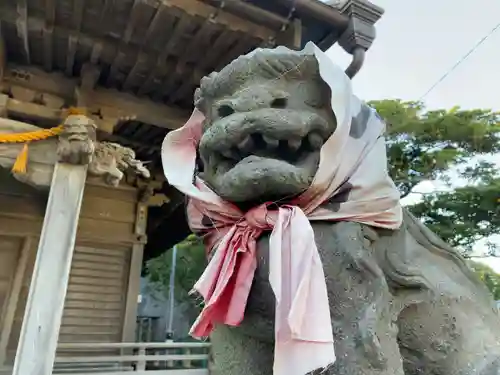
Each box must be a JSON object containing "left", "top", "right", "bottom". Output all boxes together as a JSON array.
[{"left": 53, "top": 342, "right": 211, "bottom": 375}]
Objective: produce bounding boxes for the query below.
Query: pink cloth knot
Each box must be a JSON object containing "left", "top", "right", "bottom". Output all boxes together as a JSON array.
[{"left": 243, "top": 203, "right": 276, "bottom": 229}]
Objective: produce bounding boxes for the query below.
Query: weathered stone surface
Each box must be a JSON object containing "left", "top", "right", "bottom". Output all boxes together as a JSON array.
[
  {"left": 57, "top": 114, "right": 96, "bottom": 165},
  {"left": 194, "top": 47, "right": 500, "bottom": 375}
]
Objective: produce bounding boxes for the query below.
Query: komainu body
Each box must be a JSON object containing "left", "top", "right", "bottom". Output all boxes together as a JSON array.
[{"left": 192, "top": 47, "right": 500, "bottom": 375}]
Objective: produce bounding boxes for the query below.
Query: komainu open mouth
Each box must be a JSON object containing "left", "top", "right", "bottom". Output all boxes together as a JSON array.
[{"left": 218, "top": 130, "right": 325, "bottom": 167}]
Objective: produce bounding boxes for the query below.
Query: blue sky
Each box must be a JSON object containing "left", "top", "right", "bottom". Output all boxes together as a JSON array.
[{"left": 326, "top": 0, "right": 500, "bottom": 271}]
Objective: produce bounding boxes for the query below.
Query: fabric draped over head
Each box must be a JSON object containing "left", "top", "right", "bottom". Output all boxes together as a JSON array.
[{"left": 161, "top": 42, "right": 402, "bottom": 375}]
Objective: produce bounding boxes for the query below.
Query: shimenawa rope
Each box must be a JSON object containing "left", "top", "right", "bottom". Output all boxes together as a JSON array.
[{"left": 0, "top": 107, "right": 86, "bottom": 174}]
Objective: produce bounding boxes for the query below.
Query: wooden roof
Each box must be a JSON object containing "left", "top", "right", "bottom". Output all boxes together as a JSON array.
[
  {"left": 0, "top": 0, "right": 360, "bottom": 171},
  {"left": 0, "top": 0, "right": 350, "bottom": 106}
]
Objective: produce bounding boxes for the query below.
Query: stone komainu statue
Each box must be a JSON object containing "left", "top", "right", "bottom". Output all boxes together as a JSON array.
[{"left": 164, "top": 45, "right": 500, "bottom": 375}]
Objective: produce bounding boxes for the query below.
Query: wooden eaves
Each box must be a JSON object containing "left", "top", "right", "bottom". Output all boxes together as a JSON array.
[{"left": 0, "top": 0, "right": 383, "bottom": 259}]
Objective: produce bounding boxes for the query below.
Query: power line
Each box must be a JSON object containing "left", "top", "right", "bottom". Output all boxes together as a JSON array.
[{"left": 419, "top": 20, "right": 500, "bottom": 101}]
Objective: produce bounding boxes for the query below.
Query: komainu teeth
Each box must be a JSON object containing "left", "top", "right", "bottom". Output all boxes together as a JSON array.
[
  {"left": 238, "top": 136, "right": 254, "bottom": 153},
  {"left": 288, "top": 138, "right": 302, "bottom": 151},
  {"left": 262, "top": 135, "right": 279, "bottom": 148},
  {"left": 308, "top": 132, "right": 324, "bottom": 150}
]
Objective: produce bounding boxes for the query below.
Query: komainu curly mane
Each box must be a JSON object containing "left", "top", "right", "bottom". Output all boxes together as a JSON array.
[{"left": 195, "top": 49, "right": 321, "bottom": 114}]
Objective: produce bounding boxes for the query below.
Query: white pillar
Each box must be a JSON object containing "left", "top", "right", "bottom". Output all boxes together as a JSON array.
[{"left": 12, "top": 115, "right": 93, "bottom": 375}]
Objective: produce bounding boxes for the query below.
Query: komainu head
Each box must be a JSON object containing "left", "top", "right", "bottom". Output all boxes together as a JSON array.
[{"left": 194, "top": 48, "right": 337, "bottom": 205}]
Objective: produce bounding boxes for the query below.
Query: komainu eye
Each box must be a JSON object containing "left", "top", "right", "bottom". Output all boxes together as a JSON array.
[
  {"left": 217, "top": 104, "right": 235, "bottom": 118},
  {"left": 271, "top": 97, "right": 287, "bottom": 108}
]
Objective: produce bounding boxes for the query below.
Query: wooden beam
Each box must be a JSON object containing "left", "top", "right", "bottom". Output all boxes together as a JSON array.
[
  {"left": 122, "top": 196, "right": 147, "bottom": 342},
  {"left": 16, "top": 0, "right": 30, "bottom": 64},
  {"left": 214, "top": 33, "right": 257, "bottom": 71},
  {"left": 5, "top": 65, "right": 75, "bottom": 98},
  {"left": 0, "top": 237, "right": 31, "bottom": 365},
  {"left": 0, "top": 8, "right": 150, "bottom": 69},
  {"left": 169, "top": 29, "right": 239, "bottom": 103},
  {"left": 138, "top": 16, "right": 191, "bottom": 97},
  {"left": 77, "top": 63, "right": 106, "bottom": 128},
  {"left": 0, "top": 26, "right": 5, "bottom": 82},
  {"left": 99, "top": 0, "right": 114, "bottom": 29},
  {"left": 43, "top": 0, "right": 55, "bottom": 71},
  {"left": 0, "top": 1, "right": 273, "bottom": 47},
  {"left": 122, "top": 3, "right": 172, "bottom": 92},
  {"left": 79, "top": 63, "right": 101, "bottom": 93},
  {"left": 12, "top": 162, "right": 88, "bottom": 375},
  {"left": 73, "top": 0, "right": 85, "bottom": 31},
  {"left": 276, "top": 18, "right": 303, "bottom": 49},
  {"left": 89, "top": 43, "right": 103, "bottom": 64},
  {"left": 5, "top": 97, "right": 61, "bottom": 123},
  {"left": 200, "top": 0, "right": 287, "bottom": 30},
  {"left": 161, "top": 20, "right": 223, "bottom": 100},
  {"left": 42, "top": 25, "right": 54, "bottom": 71},
  {"left": 143, "top": 2, "right": 169, "bottom": 42},
  {"left": 163, "top": 0, "right": 272, "bottom": 39},
  {"left": 0, "top": 5, "right": 267, "bottom": 94},
  {"left": 123, "top": 0, "right": 143, "bottom": 44},
  {"left": 92, "top": 89, "right": 186, "bottom": 131},
  {"left": 65, "top": 0, "right": 84, "bottom": 76},
  {"left": 0, "top": 24, "right": 4, "bottom": 65},
  {"left": 122, "top": 243, "right": 145, "bottom": 342},
  {"left": 44, "top": 0, "right": 56, "bottom": 24},
  {"left": 122, "top": 52, "right": 148, "bottom": 92},
  {"left": 65, "top": 34, "right": 78, "bottom": 76},
  {"left": 106, "top": 50, "right": 127, "bottom": 87},
  {"left": 4, "top": 65, "right": 189, "bottom": 130},
  {"left": 0, "top": 94, "right": 7, "bottom": 117},
  {"left": 291, "top": 18, "right": 303, "bottom": 49}
]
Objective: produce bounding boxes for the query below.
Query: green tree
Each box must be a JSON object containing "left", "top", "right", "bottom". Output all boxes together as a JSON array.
[
  {"left": 146, "top": 234, "right": 206, "bottom": 316},
  {"left": 468, "top": 261, "right": 500, "bottom": 300},
  {"left": 371, "top": 100, "right": 500, "bottom": 253}
]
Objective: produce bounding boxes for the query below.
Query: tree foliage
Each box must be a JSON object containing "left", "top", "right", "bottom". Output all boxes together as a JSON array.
[
  {"left": 468, "top": 261, "right": 500, "bottom": 300},
  {"left": 370, "top": 100, "right": 500, "bottom": 252},
  {"left": 146, "top": 234, "right": 206, "bottom": 315}
]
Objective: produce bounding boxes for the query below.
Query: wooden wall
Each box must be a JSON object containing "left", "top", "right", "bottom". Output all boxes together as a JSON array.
[{"left": 0, "top": 171, "right": 144, "bottom": 366}]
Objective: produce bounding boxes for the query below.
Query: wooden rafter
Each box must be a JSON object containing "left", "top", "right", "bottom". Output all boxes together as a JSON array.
[
  {"left": 3, "top": 64, "right": 189, "bottom": 130},
  {"left": 0, "top": 7, "right": 264, "bottom": 88},
  {"left": 214, "top": 32, "right": 257, "bottom": 72},
  {"left": 65, "top": 35, "right": 78, "bottom": 76},
  {"left": 161, "top": 19, "right": 223, "bottom": 100},
  {"left": 106, "top": 0, "right": 146, "bottom": 87},
  {"left": 163, "top": 0, "right": 272, "bottom": 39},
  {"left": 200, "top": 0, "right": 288, "bottom": 30},
  {"left": 99, "top": 0, "right": 114, "bottom": 28},
  {"left": 169, "top": 29, "right": 239, "bottom": 103},
  {"left": 65, "top": 0, "right": 85, "bottom": 76},
  {"left": 122, "top": 3, "right": 171, "bottom": 91},
  {"left": 0, "top": 2, "right": 275, "bottom": 102},
  {"left": 89, "top": 43, "right": 103, "bottom": 65},
  {"left": 44, "top": 0, "right": 56, "bottom": 24},
  {"left": 43, "top": 0, "right": 55, "bottom": 71},
  {"left": 122, "top": 52, "right": 148, "bottom": 92},
  {"left": 77, "top": 63, "right": 101, "bottom": 107},
  {"left": 138, "top": 16, "right": 191, "bottom": 97},
  {"left": 0, "top": 24, "right": 5, "bottom": 82},
  {"left": 1, "top": 0, "right": 274, "bottom": 46},
  {"left": 16, "top": 0, "right": 30, "bottom": 64},
  {"left": 123, "top": 0, "right": 143, "bottom": 44}
]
